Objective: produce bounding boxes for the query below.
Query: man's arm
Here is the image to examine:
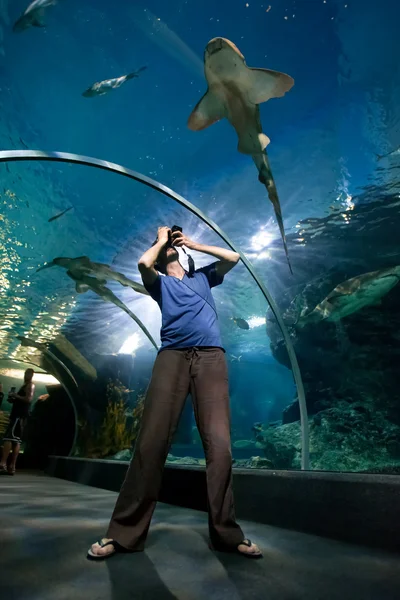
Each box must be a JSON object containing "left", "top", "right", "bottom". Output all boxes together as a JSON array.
[
  {"left": 172, "top": 232, "right": 240, "bottom": 276},
  {"left": 12, "top": 383, "right": 35, "bottom": 403},
  {"left": 138, "top": 226, "right": 170, "bottom": 286}
]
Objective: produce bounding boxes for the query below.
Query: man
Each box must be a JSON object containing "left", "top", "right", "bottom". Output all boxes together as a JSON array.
[
  {"left": 88, "top": 227, "right": 261, "bottom": 559},
  {"left": 0, "top": 369, "right": 35, "bottom": 475}
]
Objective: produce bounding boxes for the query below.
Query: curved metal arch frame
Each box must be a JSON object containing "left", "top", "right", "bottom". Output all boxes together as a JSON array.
[{"left": 0, "top": 149, "right": 310, "bottom": 469}]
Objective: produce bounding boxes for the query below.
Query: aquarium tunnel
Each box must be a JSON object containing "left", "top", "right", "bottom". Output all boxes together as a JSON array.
[{"left": 1, "top": 0, "right": 400, "bottom": 592}]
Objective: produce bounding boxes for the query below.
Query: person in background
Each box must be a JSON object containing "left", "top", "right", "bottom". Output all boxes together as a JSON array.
[
  {"left": 0, "top": 369, "right": 35, "bottom": 476},
  {"left": 0, "top": 382, "right": 4, "bottom": 409},
  {"left": 88, "top": 226, "right": 262, "bottom": 560}
]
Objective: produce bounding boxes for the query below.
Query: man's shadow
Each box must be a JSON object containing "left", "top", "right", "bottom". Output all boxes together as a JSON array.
[{"left": 106, "top": 552, "right": 179, "bottom": 600}]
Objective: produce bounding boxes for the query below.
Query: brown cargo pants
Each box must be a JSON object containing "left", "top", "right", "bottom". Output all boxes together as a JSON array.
[{"left": 107, "top": 347, "right": 244, "bottom": 551}]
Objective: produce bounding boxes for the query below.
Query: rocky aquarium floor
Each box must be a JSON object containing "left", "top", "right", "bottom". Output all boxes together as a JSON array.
[{"left": 1, "top": 472, "right": 400, "bottom": 599}]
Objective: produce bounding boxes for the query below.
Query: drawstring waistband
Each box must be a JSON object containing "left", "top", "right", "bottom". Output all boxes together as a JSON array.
[{"left": 184, "top": 347, "right": 199, "bottom": 365}]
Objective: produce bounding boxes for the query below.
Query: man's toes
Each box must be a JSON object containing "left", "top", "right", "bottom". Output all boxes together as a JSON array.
[{"left": 238, "top": 542, "right": 261, "bottom": 555}]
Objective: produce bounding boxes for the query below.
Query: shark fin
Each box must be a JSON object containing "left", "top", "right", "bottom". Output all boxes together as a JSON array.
[
  {"left": 247, "top": 68, "right": 294, "bottom": 105},
  {"left": 239, "top": 133, "right": 270, "bottom": 155},
  {"left": 188, "top": 89, "right": 226, "bottom": 131}
]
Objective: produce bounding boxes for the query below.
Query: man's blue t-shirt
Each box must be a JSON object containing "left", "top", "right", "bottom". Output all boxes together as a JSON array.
[{"left": 144, "top": 262, "right": 224, "bottom": 351}]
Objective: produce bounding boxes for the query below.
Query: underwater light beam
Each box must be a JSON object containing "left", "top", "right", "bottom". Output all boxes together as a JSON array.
[{"left": 0, "top": 149, "right": 310, "bottom": 470}]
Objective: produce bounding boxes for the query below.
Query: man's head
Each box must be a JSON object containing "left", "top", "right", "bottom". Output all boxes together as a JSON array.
[
  {"left": 152, "top": 235, "right": 180, "bottom": 274},
  {"left": 156, "top": 246, "right": 180, "bottom": 274},
  {"left": 24, "top": 368, "right": 34, "bottom": 383}
]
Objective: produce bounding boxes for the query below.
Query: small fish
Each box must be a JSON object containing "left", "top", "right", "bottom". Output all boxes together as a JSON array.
[
  {"left": 233, "top": 317, "right": 250, "bottom": 330},
  {"left": 48, "top": 206, "right": 73, "bottom": 222},
  {"left": 230, "top": 354, "right": 242, "bottom": 362},
  {"left": 13, "top": 0, "right": 57, "bottom": 33},
  {"left": 82, "top": 67, "right": 147, "bottom": 98},
  {"left": 188, "top": 38, "right": 294, "bottom": 273},
  {"left": 376, "top": 146, "right": 400, "bottom": 161}
]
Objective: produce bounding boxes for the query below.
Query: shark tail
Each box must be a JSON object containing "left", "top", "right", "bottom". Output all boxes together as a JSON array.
[
  {"left": 36, "top": 261, "right": 55, "bottom": 273},
  {"left": 126, "top": 66, "right": 147, "bottom": 80},
  {"left": 99, "top": 285, "right": 158, "bottom": 351},
  {"left": 254, "top": 153, "right": 293, "bottom": 274}
]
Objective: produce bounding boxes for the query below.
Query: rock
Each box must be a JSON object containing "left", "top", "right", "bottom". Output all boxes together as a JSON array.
[
  {"left": 111, "top": 449, "right": 132, "bottom": 461},
  {"left": 251, "top": 421, "right": 302, "bottom": 469},
  {"left": 249, "top": 456, "right": 273, "bottom": 469},
  {"left": 171, "top": 456, "right": 200, "bottom": 466},
  {"left": 282, "top": 401, "right": 300, "bottom": 424}
]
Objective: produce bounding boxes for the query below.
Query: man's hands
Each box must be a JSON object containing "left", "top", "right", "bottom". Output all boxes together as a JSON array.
[
  {"left": 156, "top": 227, "right": 195, "bottom": 250},
  {"left": 157, "top": 226, "right": 171, "bottom": 246},
  {"left": 171, "top": 230, "right": 196, "bottom": 250}
]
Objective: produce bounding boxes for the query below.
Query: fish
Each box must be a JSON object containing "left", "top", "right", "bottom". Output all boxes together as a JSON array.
[
  {"left": 230, "top": 354, "right": 242, "bottom": 362},
  {"left": 376, "top": 146, "right": 400, "bottom": 161},
  {"left": 296, "top": 266, "right": 400, "bottom": 329},
  {"left": 188, "top": 37, "right": 294, "bottom": 273},
  {"left": 48, "top": 206, "right": 73, "bottom": 222},
  {"left": 13, "top": 0, "right": 57, "bottom": 33},
  {"left": 66, "top": 273, "right": 158, "bottom": 351},
  {"left": 82, "top": 67, "right": 147, "bottom": 98},
  {"left": 233, "top": 317, "right": 250, "bottom": 330},
  {"left": 36, "top": 255, "right": 149, "bottom": 296}
]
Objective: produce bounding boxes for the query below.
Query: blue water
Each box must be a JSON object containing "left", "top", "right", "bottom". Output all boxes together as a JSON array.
[{"left": 1, "top": 0, "right": 400, "bottom": 470}]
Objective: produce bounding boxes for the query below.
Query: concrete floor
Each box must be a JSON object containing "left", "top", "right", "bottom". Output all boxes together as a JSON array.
[{"left": 0, "top": 473, "right": 399, "bottom": 600}]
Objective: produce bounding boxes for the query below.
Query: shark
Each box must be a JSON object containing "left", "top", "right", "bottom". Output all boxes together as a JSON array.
[
  {"left": 17, "top": 334, "right": 97, "bottom": 380},
  {"left": 16, "top": 336, "right": 79, "bottom": 388},
  {"left": 36, "top": 256, "right": 149, "bottom": 297},
  {"left": 13, "top": 0, "right": 57, "bottom": 33},
  {"left": 188, "top": 37, "right": 294, "bottom": 272},
  {"left": 82, "top": 67, "right": 147, "bottom": 98},
  {"left": 295, "top": 266, "right": 400, "bottom": 329},
  {"left": 36, "top": 257, "right": 157, "bottom": 349},
  {"left": 64, "top": 273, "right": 158, "bottom": 351}
]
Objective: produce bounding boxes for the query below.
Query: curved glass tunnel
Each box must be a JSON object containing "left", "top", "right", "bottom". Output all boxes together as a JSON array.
[
  {"left": 0, "top": 0, "right": 400, "bottom": 476},
  {"left": 0, "top": 154, "right": 305, "bottom": 469}
]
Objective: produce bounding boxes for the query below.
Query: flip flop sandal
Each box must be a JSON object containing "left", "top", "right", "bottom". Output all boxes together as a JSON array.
[
  {"left": 236, "top": 538, "right": 263, "bottom": 559},
  {"left": 209, "top": 538, "right": 263, "bottom": 558},
  {"left": 0, "top": 466, "right": 8, "bottom": 475},
  {"left": 87, "top": 539, "right": 121, "bottom": 561},
  {"left": 7, "top": 468, "right": 16, "bottom": 476}
]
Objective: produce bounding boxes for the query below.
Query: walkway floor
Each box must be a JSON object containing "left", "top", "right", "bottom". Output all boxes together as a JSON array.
[{"left": 0, "top": 472, "right": 399, "bottom": 600}]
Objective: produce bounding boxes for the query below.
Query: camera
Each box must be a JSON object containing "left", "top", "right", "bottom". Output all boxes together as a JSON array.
[{"left": 168, "top": 225, "right": 182, "bottom": 247}]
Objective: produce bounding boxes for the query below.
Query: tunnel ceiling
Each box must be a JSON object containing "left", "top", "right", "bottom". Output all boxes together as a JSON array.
[{"left": 0, "top": 0, "right": 399, "bottom": 371}]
